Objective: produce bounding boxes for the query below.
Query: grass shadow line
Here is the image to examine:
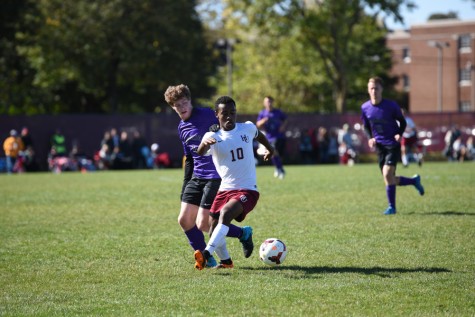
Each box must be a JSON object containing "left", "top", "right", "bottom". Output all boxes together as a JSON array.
[
  {"left": 240, "top": 265, "right": 452, "bottom": 278},
  {"left": 406, "top": 211, "right": 475, "bottom": 216}
]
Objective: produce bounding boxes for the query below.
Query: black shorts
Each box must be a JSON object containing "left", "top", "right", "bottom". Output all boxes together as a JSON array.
[
  {"left": 181, "top": 177, "right": 221, "bottom": 209},
  {"left": 376, "top": 143, "right": 401, "bottom": 170}
]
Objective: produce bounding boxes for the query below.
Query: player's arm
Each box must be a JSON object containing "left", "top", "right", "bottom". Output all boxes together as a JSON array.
[
  {"left": 197, "top": 134, "right": 217, "bottom": 156},
  {"left": 362, "top": 114, "right": 376, "bottom": 148},
  {"left": 181, "top": 154, "right": 193, "bottom": 199},
  {"left": 395, "top": 112, "right": 407, "bottom": 142},
  {"left": 256, "top": 114, "right": 268, "bottom": 129},
  {"left": 255, "top": 130, "right": 275, "bottom": 161}
]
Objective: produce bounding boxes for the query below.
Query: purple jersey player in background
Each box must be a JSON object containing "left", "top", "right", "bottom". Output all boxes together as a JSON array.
[
  {"left": 164, "top": 84, "right": 254, "bottom": 267},
  {"left": 361, "top": 77, "right": 425, "bottom": 215},
  {"left": 256, "top": 96, "right": 287, "bottom": 179}
]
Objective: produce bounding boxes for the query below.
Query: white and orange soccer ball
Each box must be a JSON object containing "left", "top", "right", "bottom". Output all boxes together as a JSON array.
[{"left": 259, "top": 238, "right": 288, "bottom": 266}]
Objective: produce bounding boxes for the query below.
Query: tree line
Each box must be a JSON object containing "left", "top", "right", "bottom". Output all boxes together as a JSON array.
[{"left": 1, "top": 0, "right": 429, "bottom": 115}]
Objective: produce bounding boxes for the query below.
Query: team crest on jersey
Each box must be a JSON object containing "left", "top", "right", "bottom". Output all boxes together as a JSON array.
[
  {"left": 241, "top": 135, "right": 249, "bottom": 143},
  {"left": 240, "top": 195, "right": 248, "bottom": 203}
]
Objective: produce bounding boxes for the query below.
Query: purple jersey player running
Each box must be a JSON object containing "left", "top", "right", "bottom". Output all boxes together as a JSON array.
[
  {"left": 361, "top": 77, "right": 425, "bottom": 215},
  {"left": 164, "top": 84, "right": 254, "bottom": 267},
  {"left": 256, "top": 96, "right": 287, "bottom": 179}
]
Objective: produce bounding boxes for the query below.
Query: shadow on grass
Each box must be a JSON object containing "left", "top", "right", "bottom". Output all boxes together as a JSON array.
[
  {"left": 406, "top": 211, "right": 475, "bottom": 216},
  {"left": 240, "top": 265, "right": 451, "bottom": 278}
]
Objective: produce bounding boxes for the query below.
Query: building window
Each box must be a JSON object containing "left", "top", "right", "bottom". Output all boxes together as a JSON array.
[
  {"left": 459, "top": 101, "right": 472, "bottom": 112},
  {"left": 459, "top": 68, "right": 471, "bottom": 86},
  {"left": 402, "top": 47, "right": 411, "bottom": 63},
  {"left": 403, "top": 74, "right": 410, "bottom": 91},
  {"left": 459, "top": 34, "right": 471, "bottom": 53}
]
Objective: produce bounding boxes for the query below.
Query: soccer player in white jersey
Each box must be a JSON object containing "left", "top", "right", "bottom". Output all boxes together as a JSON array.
[{"left": 194, "top": 96, "right": 275, "bottom": 269}]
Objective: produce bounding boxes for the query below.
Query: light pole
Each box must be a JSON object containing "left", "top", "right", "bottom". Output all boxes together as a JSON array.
[
  {"left": 428, "top": 40, "right": 449, "bottom": 112},
  {"left": 216, "top": 38, "right": 237, "bottom": 97}
]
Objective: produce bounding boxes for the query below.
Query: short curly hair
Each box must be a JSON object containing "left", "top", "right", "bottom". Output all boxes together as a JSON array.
[{"left": 164, "top": 84, "right": 191, "bottom": 106}]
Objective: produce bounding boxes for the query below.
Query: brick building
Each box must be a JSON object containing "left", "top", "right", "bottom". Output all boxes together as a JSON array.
[{"left": 387, "top": 19, "right": 475, "bottom": 113}]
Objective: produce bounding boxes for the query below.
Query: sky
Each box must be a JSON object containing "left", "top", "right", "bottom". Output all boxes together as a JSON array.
[{"left": 384, "top": 0, "right": 475, "bottom": 29}]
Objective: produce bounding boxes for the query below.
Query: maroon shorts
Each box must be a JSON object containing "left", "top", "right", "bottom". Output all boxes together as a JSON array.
[
  {"left": 210, "top": 190, "right": 260, "bottom": 222},
  {"left": 401, "top": 135, "right": 417, "bottom": 147}
]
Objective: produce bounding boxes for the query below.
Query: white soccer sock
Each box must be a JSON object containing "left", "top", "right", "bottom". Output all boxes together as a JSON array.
[
  {"left": 402, "top": 154, "right": 408, "bottom": 165},
  {"left": 206, "top": 223, "right": 229, "bottom": 255},
  {"left": 214, "top": 239, "right": 231, "bottom": 261}
]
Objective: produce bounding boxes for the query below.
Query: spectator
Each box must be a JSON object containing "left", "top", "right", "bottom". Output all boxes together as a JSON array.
[
  {"left": 401, "top": 109, "right": 422, "bottom": 167},
  {"left": 444, "top": 125, "right": 461, "bottom": 161},
  {"left": 317, "top": 127, "right": 329, "bottom": 164},
  {"left": 299, "top": 128, "right": 314, "bottom": 164},
  {"left": 338, "top": 124, "right": 357, "bottom": 165},
  {"left": 20, "top": 127, "right": 38, "bottom": 171},
  {"left": 114, "top": 130, "right": 133, "bottom": 169},
  {"left": 327, "top": 128, "right": 339, "bottom": 164},
  {"left": 3, "top": 129, "right": 24, "bottom": 174},
  {"left": 131, "top": 130, "right": 148, "bottom": 169},
  {"left": 50, "top": 129, "right": 67, "bottom": 158}
]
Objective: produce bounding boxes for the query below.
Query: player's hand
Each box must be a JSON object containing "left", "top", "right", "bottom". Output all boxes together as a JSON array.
[
  {"left": 202, "top": 137, "right": 217, "bottom": 146},
  {"left": 262, "top": 147, "right": 275, "bottom": 161},
  {"left": 368, "top": 138, "right": 376, "bottom": 148},
  {"left": 394, "top": 134, "right": 401, "bottom": 142}
]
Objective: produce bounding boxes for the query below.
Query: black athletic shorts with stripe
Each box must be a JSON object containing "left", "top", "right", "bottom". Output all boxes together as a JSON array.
[
  {"left": 376, "top": 143, "right": 401, "bottom": 171},
  {"left": 181, "top": 176, "right": 221, "bottom": 209}
]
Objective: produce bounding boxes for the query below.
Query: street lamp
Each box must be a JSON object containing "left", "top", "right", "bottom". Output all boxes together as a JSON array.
[
  {"left": 216, "top": 38, "right": 237, "bottom": 97},
  {"left": 427, "top": 40, "right": 449, "bottom": 112}
]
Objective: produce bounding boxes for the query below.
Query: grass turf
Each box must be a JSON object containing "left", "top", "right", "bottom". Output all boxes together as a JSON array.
[{"left": 0, "top": 162, "right": 474, "bottom": 316}]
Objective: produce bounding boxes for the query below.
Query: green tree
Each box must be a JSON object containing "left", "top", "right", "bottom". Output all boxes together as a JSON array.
[
  {"left": 209, "top": 0, "right": 414, "bottom": 113},
  {"left": 3, "top": 0, "right": 215, "bottom": 114}
]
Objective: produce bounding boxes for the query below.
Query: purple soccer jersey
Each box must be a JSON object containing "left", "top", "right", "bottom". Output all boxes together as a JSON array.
[
  {"left": 178, "top": 107, "right": 220, "bottom": 179},
  {"left": 361, "top": 99, "right": 406, "bottom": 146},
  {"left": 257, "top": 108, "right": 287, "bottom": 141}
]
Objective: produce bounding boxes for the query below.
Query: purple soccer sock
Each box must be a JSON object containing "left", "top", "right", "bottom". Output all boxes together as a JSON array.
[
  {"left": 184, "top": 225, "right": 206, "bottom": 251},
  {"left": 272, "top": 156, "right": 284, "bottom": 171},
  {"left": 386, "top": 185, "right": 396, "bottom": 209},
  {"left": 398, "top": 176, "right": 415, "bottom": 186},
  {"left": 226, "top": 224, "right": 242, "bottom": 238}
]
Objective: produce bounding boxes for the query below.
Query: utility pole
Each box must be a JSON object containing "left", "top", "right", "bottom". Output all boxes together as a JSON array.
[{"left": 428, "top": 40, "right": 449, "bottom": 112}]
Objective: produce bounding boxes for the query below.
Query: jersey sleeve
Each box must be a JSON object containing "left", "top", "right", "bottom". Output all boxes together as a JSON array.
[{"left": 244, "top": 121, "right": 258, "bottom": 138}]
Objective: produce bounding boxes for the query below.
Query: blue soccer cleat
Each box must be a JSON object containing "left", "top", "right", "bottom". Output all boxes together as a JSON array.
[
  {"left": 383, "top": 206, "right": 397, "bottom": 215},
  {"left": 206, "top": 255, "right": 217, "bottom": 268},
  {"left": 239, "top": 226, "right": 254, "bottom": 258},
  {"left": 413, "top": 174, "right": 425, "bottom": 196}
]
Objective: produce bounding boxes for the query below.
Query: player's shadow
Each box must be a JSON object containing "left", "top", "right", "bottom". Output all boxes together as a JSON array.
[
  {"left": 241, "top": 265, "right": 451, "bottom": 278},
  {"left": 406, "top": 211, "right": 475, "bottom": 216}
]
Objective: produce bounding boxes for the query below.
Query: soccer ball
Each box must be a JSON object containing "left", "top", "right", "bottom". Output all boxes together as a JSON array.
[{"left": 259, "top": 238, "right": 288, "bottom": 266}]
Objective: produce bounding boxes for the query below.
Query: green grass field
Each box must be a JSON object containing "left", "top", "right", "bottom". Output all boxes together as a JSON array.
[{"left": 1, "top": 162, "right": 474, "bottom": 316}]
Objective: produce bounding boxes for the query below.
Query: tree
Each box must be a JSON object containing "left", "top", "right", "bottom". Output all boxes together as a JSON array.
[
  {"left": 2, "top": 0, "right": 216, "bottom": 114},
  {"left": 210, "top": 0, "right": 414, "bottom": 113}
]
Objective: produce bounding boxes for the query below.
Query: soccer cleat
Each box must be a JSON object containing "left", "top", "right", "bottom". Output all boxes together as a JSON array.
[
  {"left": 206, "top": 255, "right": 217, "bottom": 268},
  {"left": 273, "top": 170, "right": 279, "bottom": 178},
  {"left": 413, "top": 174, "right": 425, "bottom": 196},
  {"left": 194, "top": 250, "right": 207, "bottom": 270},
  {"left": 383, "top": 206, "right": 397, "bottom": 215},
  {"left": 215, "top": 260, "right": 234, "bottom": 269},
  {"left": 239, "top": 226, "right": 254, "bottom": 258}
]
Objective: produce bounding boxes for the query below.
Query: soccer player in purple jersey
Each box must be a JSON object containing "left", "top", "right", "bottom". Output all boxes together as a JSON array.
[
  {"left": 256, "top": 96, "right": 287, "bottom": 179},
  {"left": 361, "top": 77, "right": 425, "bottom": 215},
  {"left": 164, "top": 85, "right": 254, "bottom": 267}
]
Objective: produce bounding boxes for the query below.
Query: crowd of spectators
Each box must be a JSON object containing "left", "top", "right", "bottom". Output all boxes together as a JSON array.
[
  {"left": 2, "top": 122, "right": 474, "bottom": 174},
  {"left": 297, "top": 123, "right": 360, "bottom": 166}
]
